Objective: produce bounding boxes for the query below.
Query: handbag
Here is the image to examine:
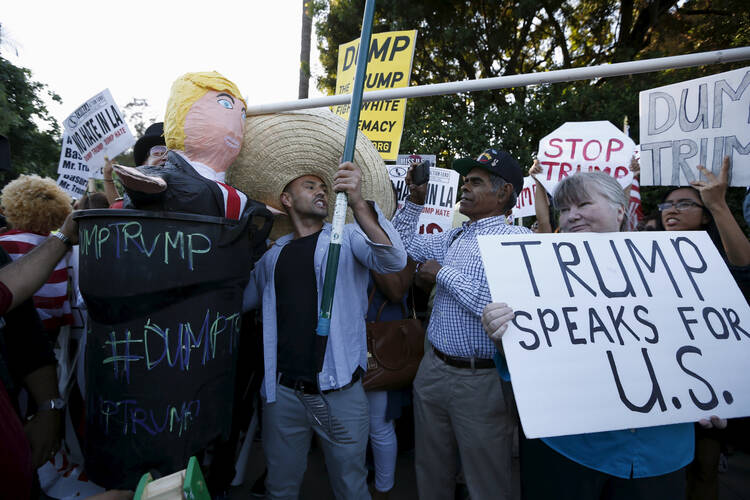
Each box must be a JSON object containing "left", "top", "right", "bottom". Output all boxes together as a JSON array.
[{"left": 362, "top": 287, "right": 425, "bottom": 391}]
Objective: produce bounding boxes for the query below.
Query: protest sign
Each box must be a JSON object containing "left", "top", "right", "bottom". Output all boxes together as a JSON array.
[
  {"left": 57, "top": 173, "right": 88, "bottom": 199},
  {"left": 639, "top": 66, "right": 750, "bottom": 186},
  {"left": 63, "top": 89, "right": 135, "bottom": 179},
  {"left": 57, "top": 131, "right": 91, "bottom": 177},
  {"left": 536, "top": 121, "right": 635, "bottom": 195},
  {"left": 512, "top": 177, "right": 537, "bottom": 219},
  {"left": 478, "top": 231, "right": 750, "bottom": 439},
  {"left": 388, "top": 162, "right": 459, "bottom": 234},
  {"left": 333, "top": 30, "right": 417, "bottom": 161},
  {"left": 396, "top": 153, "right": 436, "bottom": 167}
]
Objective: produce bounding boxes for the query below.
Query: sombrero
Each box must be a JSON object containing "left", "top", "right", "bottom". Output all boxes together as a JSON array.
[{"left": 227, "top": 108, "right": 395, "bottom": 239}]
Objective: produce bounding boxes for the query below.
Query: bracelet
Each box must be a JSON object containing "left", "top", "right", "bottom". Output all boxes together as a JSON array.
[{"left": 50, "top": 231, "right": 73, "bottom": 248}]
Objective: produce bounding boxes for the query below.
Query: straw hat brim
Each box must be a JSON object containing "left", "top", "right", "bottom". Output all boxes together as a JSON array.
[{"left": 227, "top": 109, "right": 395, "bottom": 239}]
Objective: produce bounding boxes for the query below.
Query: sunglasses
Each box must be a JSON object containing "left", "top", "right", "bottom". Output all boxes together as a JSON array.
[
  {"left": 149, "top": 145, "right": 168, "bottom": 157},
  {"left": 657, "top": 200, "right": 704, "bottom": 212}
]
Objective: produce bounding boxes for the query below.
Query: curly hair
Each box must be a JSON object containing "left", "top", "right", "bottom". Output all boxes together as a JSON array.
[{"left": 1, "top": 175, "right": 72, "bottom": 234}]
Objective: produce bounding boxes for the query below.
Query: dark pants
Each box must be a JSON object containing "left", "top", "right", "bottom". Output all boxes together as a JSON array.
[{"left": 520, "top": 434, "right": 686, "bottom": 500}]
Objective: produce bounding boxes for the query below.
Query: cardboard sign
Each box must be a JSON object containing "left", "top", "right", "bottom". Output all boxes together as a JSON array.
[
  {"left": 536, "top": 121, "right": 635, "bottom": 194},
  {"left": 63, "top": 89, "right": 135, "bottom": 178},
  {"left": 478, "top": 231, "right": 750, "bottom": 439},
  {"left": 512, "top": 177, "right": 537, "bottom": 219},
  {"left": 57, "top": 173, "right": 88, "bottom": 199},
  {"left": 332, "top": 30, "right": 417, "bottom": 161},
  {"left": 389, "top": 163, "right": 459, "bottom": 234},
  {"left": 57, "top": 132, "right": 91, "bottom": 177},
  {"left": 639, "top": 66, "right": 750, "bottom": 186}
]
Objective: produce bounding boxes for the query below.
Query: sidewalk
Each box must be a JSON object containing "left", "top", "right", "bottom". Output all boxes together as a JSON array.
[{"left": 229, "top": 439, "right": 750, "bottom": 500}]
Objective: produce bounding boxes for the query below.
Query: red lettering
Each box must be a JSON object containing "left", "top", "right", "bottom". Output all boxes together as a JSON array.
[
  {"left": 426, "top": 223, "right": 443, "bottom": 234},
  {"left": 614, "top": 166, "right": 629, "bottom": 178},
  {"left": 558, "top": 162, "right": 573, "bottom": 181},
  {"left": 583, "top": 140, "right": 602, "bottom": 161},
  {"left": 566, "top": 138, "right": 582, "bottom": 158},
  {"left": 606, "top": 139, "right": 624, "bottom": 161},
  {"left": 540, "top": 161, "right": 559, "bottom": 181},
  {"left": 544, "top": 138, "right": 564, "bottom": 158}
]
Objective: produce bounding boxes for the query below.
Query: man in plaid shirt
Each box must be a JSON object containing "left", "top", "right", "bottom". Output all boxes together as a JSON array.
[{"left": 392, "top": 147, "right": 531, "bottom": 500}]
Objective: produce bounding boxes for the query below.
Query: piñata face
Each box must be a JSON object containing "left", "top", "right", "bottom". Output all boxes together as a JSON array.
[{"left": 184, "top": 90, "right": 246, "bottom": 174}]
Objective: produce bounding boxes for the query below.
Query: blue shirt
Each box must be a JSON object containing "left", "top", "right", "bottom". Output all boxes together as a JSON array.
[
  {"left": 243, "top": 203, "right": 406, "bottom": 403},
  {"left": 392, "top": 201, "right": 531, "bottom": 358},
  {"left": 493, "top": 352, "right": 694, "bottom": 478}
]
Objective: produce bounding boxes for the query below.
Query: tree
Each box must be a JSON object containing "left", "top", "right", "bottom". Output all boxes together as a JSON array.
[
  {"left": 314, "top": 0, "right": 750, "bottom": 221},
  {"left": 299, "top": 0, "right": 314, "bottom": 98},
  {"left": 0, "top": 54, "right": 62, "bottom": 184}
]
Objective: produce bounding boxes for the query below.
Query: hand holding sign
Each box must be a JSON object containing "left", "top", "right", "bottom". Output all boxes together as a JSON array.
[{"left": 482, "top": 302, "right": 514, "bottom": 351}]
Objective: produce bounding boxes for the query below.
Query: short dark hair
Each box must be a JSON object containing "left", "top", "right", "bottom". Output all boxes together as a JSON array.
[{"left": 488, "top": 172, "right": 517, "bottom": 212}]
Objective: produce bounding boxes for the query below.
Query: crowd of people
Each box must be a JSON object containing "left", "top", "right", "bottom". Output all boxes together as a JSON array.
[{"left": 0, "top": 94, "right": 748, "bottom": 500}]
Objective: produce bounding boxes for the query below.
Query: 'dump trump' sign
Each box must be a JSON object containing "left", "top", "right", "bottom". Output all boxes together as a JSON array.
[{"left": 478, "top": 232, "right": 750, "bottom": 439}]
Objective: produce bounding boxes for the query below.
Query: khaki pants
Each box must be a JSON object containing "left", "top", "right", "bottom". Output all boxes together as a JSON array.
[{"left": 414, "top": 348, "right": 516, "bottom": 500}]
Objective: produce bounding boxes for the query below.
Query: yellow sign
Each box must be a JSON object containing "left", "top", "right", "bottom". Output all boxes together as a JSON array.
[{"left": 332, "top": 30, "right": 417, "bottom": 161}]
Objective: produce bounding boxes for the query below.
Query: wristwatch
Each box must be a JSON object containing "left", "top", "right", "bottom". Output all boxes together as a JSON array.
[
  {"left": 50, "top": 231, "right": 72, "bottom": 248},
  {"left": 38, "top": 398, "right": 66, "bottom": 412}
]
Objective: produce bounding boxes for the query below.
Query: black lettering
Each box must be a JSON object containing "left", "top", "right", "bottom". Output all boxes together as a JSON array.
[
  {"left": 538, "top": 308, "right": 559, "bottom": 348},
  {"left": 676, "top": 345, "right": 718, "bottom": 411},
  {"left": 501, "top": 241, "right": 542, "bottom": 296},
  {"left": 389, "top": 35, "right": 410, "bottom": 61},
  {"left": 677, "top": 306, "right": 698, "bottom": 340},
  {"left": 671, "top": 236, "right": 707, "bottom": 300},
  {"left": 625, "top": 238, "right": 682, "bottom": 298},
  {"left": 634, "top": 305, "right": 658, "bottom": 344},
  {"left": 723, "top": 307, "right": 750, "bottom": 340},
  {"left": 369, "top": 36, "right": 391, "bottom": 62},
  {"left": 606, "top": 306, "right": 638, "bottom": 345},
  {"left": 607, "top": 348, "right": 667, "bottom": 413},
  {"left": 588, "top": 308, "right": 614, "bottom": 344},
  {"left": 512, "top": 310, "right": 539, "bottom": 350},
  {"left": 703, "top": 307, "right": 729, "bottom": 339},
  {"left": 561, "top": 307, "right": 585, "bottom": 345},
  {"left": 342, "top": 45, "right": 356, "bottom": 71},
  {"left": 584, "top": 241, "right": 635, "bottom": 298},
  {"left": 552, "top": 242, "right": 597, "bottom": 298}
]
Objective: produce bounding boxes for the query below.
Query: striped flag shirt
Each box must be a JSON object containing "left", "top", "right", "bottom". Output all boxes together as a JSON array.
[{"left": 0, "top": 230, "right": 73, "bottom": 331}]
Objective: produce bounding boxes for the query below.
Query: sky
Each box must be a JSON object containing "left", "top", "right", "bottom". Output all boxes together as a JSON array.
[{"left": 1, "top": 0, "right": 326, "bottom": 131}]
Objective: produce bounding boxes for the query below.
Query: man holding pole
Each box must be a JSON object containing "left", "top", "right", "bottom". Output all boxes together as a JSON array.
[
  {"left": 392, "top": 147, "right": 530, "bottom": 500},
  {"left": 242, "top": 153, "right": 405, "bottom": 499}
]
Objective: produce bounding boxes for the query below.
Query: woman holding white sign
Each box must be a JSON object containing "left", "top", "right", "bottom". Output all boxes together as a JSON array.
[{"left": 482, "top": 171, "right": 696, "bottom": 500}]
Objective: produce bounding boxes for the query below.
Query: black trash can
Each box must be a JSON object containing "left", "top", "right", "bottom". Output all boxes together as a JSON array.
[{"left": 74, "top": 209, "right": 265, "bottom": 488}]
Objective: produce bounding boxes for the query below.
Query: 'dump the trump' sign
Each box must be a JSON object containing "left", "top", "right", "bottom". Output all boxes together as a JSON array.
[{"left": 478, "top": 232, "right": 750, "bottom": 439}]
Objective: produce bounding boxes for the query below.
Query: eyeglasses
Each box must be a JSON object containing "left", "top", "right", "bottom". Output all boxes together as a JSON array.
[
  {"left": 149, "top": 145, "right": 167, "bottom": 157},
  {"left": 657, "top": 200, "right": 704, "bottom": 212}
]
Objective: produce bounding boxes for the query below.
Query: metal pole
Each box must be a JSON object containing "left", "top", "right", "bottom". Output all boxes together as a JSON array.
[
  {"left": 315, "top": 0, "right": 376, "bottom": 337},
  {"left": 247, "top": 47, "right": 750, "bottom": 115}
]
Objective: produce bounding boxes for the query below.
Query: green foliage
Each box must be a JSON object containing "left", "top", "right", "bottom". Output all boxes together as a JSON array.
[
  {"left": 0, "top": 56, "right": 61, "bottom": 183},
  {"left": 314, "top": 0, "right": 750, "bottom": 221}
]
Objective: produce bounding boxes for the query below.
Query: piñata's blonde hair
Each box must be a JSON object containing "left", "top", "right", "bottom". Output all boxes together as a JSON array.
[
  {"left": 164, "top": 71, "right": 246, "bottom": 151},
  {"left": 1, "top": 175, "right": 72, "bottom": 234}
]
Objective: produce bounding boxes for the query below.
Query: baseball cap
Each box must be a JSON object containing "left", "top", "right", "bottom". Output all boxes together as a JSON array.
[
  {"left": 453, "top": 147, "right": 523, "bottom": 196},
  {"left": 133, "top": 122, "right": 166, "bottom": 166}
]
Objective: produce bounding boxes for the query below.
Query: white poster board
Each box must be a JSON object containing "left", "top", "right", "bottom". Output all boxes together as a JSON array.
[
  {"left": 639, "top": 66, "right": 750, "bottom": 186},
  {"left": 478, "top": 231, "right": 750, "bottom": 439},
  {"left": 536, "top": 121, "right": 635, "bottom": 195},
  {"left": 57, "top": 173, "right": 88, "bottom": 199},
  {"left": 388, "top": 164, "right": 459, "bottom": 234},
  {"left": 512, "top": 176, "right": 537, "bottom": 219},
  {"left": 63, "top": 89, "right": 135, "bottom": 179},
  {"left": 57, "top": 132, "right": 91, "bottom": 177}
]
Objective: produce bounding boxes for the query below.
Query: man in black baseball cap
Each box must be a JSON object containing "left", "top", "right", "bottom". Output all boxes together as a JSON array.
[
  {"left": 132, "top": 122, "right": 167, "bottom": 167},
  {"left": 390, "top": 145, "right": 530, "bottom": 500}
]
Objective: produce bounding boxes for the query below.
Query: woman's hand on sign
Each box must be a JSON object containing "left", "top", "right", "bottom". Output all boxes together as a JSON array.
[
  {"left": 699, "top": 415, "right": 728, "bottom": 430},
  {"left": 406, "top": 165, "right": 428, "bottom": 205},
  {"left": 691, "top": 156, "right": 730, "bottom": 212},
  {"left": 529, "top": 159, "right": 543, "bottom": 178},
  {"left": 629, "top": 155, "right": 640, "bottom": 178},
  {"left": 482, "top": 302, "right": 514, "bottom": 351}
]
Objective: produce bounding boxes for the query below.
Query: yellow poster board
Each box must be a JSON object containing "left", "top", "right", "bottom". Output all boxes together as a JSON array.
[{"left": 332, "top": 30, "right": 417, "bottom": 161}]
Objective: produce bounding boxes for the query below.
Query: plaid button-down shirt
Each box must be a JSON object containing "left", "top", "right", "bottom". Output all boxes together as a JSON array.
[{"left": 392, "top": 201, "right": 532, "bottom": 358}]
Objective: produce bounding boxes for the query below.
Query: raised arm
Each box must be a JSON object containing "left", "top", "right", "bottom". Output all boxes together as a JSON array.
[
  {"left": 692, "top": 157, "right": 750, "bottom": 267},
  {"left": 529, "top": 160, "right": 552, "bottom": 233}
]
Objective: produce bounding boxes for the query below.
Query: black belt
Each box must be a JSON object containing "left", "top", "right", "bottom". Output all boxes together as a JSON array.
[
  {"left": 278, "top": 369, "right": 362, "bottom": 395},
  {"left": 433, "top": 347, "right": 495, "bottom": 369}
]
